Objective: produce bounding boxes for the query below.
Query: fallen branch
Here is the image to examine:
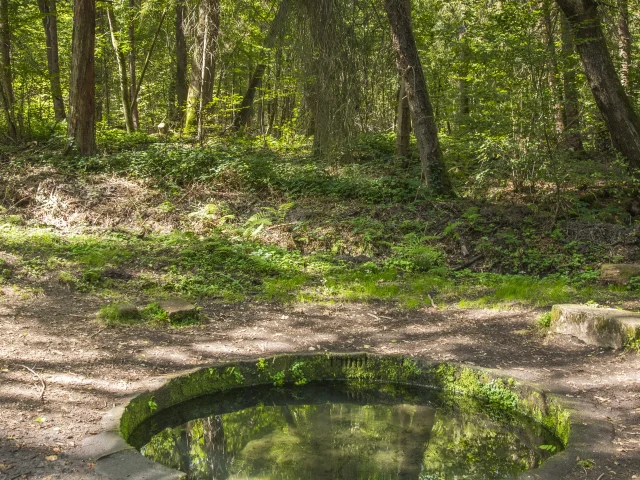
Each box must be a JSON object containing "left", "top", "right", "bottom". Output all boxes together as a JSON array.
[
  {"left": 18, "top": 364, "right": 46, "bottom": 401},
  {"left": 89, "top": 327, "right": 107, "bottom": 339},
  {"left": 453, "top": 254, "right": 484, "bottom": 271}
]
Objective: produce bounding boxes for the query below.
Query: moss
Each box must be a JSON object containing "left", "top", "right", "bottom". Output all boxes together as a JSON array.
[{"left": 119, "top": 353, "right": 572, "bottom": 450}]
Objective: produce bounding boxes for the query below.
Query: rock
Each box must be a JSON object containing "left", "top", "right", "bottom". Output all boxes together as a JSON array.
[
  {"left": 156, "top": 299, "right": 199, "bottom": 324},
  {"left": 600, "top": 263, "right": 640, "bottom": 285},
  {"left": 550, "top": 304, "right": 640, "bottom": 349}
]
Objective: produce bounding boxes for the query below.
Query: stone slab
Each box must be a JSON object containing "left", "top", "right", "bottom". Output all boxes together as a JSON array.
[
  {"left": 156, "top": 299, "right": 199, "bottom": 324},
  {"left": 551, "top": 304, "right": 640, "bottom": 349},
  {"left": 600, "top": 263, "right": 640, "bottom": 285},
  {"left": 95, "top": 448, "right": 184, "bottom": 480}
]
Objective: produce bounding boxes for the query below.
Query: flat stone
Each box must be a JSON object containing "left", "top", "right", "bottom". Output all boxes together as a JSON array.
[
  {"left": 600, "top": 263, "right": 640, "bottom": 285},
  {"left": 156, "top": 299, "right": 199, "bottom": 324},
  {"left": 95, "top": 448, "right": 184, "bottom": 480},
  {"left": 551, "top": 304, "right": 640, "bottom": 349}
]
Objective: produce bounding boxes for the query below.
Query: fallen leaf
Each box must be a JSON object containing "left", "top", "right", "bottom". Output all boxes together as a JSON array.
[
  {"left": 34, "top": 417, "right": 46, "bottom": 423},
  {"left": 0, "top": 463, "right": 13, "bottom": 471},
  {"left": 45, "top": 455, "right": 58, "bottom": 462}
]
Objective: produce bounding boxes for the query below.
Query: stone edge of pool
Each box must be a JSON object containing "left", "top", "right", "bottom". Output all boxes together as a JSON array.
[{"left": 80, "top": 352, "right": 614, "bottom": 480}]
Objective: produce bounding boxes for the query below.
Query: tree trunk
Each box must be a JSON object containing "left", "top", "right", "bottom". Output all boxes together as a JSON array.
[
  {"left": 543, "top": 0, "right": 565, "bottom": 135},
  {"left": 0, "top": 0, "right": 17, "bottom": 140},
  {"left": 184, "top": 0, "right": 220, "bottom": 132},
  {"left": 37, "top": 0, "right": 65, "bottom": 121},
  {"left": 175, "top": 0, "right": 188, "bottom": 116},
  {"left": 106, "top": 6, "right": 134, "bottom": 133},
  {"left": 555, "top": 0, "right": 640, "bottom": 169},
  {"left": 68, "top": 0, "right": 96, "bottom": 155},
  {"left": 232, "top": 0, "right": 290, "bottom": 131},
  {"left": 384, "top": 0, "right": 453, "bottom": 195},
  {"left": 457, "top": 23, "right": 470, "bottom": 122},
  {"left": 560, "top": 12, "right": 584, "bottom": 152},
  {"left": 618, "top": 0, "right": 631, "bottom": 94},
  {"left": 201, "top": 3, "right": 220, "bottom": 109},
  {"left": 396, "top": 80, "right": 411, "bottom": 160},
  {"left": 128, "top": 0, "right": 139, "bottom": 129}
]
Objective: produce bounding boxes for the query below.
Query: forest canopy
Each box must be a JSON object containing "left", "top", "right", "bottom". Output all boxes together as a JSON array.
[{"left": 1, "top": 0, "right": 640, "bottom": 188}]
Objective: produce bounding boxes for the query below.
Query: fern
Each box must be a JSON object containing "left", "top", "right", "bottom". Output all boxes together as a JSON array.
[{"left": 242, "top": 202, "right": 295, "bottom": 238}]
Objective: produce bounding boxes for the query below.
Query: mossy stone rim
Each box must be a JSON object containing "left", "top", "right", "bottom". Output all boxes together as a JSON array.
[{"left": 93, "top": 353, "right": 613, "bottom": 480}]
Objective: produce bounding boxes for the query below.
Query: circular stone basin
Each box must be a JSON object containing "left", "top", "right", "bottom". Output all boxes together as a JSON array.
[{"left": 116, "top": 354, "right": 573, "bottom": 480}]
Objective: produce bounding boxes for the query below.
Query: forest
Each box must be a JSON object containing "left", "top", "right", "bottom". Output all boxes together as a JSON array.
[{"left": 0, "top": 0, "right": 640, "bottom": 479}]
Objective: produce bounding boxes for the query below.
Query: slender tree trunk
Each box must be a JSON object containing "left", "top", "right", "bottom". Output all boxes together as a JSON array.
[
  {"left": 560, "top": 12, "right": 584, "bottom": 152},
  {"left": 68, "top": 0, "right": 96, "bottom": 155},
  {"left": 106, "top": 6, "right": 134, "bottom": 133},
  {"left": 128, "top": 0, "right": 138, "bottom": 129},
  {"left": 175, "top": 0, "right": 188, "bottom": 116},
  {"left": 0, "top": 0, "right": 17, "bottom": 140},
  {"left": 555, "top": 0, "right": 640, "bottom": 169},
  {"left": 384, "top": 0, "right": 453, "bottom": 195},
  {"left": 37, "top": 0, "right": 65, "bottom": 121},
  {"left": 201, "top": 2, "right": 220, "bottom": 109},
  {"left": 457, "top": 23, "right": 470, "bottom": 122},
  {"left": 232, "top": 0, "right": 290, "bottom": 131},
  {"left": 543, "top": 0, "right": 565, "bottom": 135},
  {"left": 184, "top": 0, "right": 220, "bottom": 132},
  {"left": 618, "top": 0, "right": 631, "bottom": 94},
  {"left": 396, "top": 80, "right": 411, "bottom": 160}
]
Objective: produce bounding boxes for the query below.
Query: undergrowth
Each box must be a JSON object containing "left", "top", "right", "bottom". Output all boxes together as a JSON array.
[{"left": 1, "top": 132, "right": 638, "bottom": 311}]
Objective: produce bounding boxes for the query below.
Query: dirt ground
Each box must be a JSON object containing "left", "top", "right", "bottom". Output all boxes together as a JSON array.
[{"left": 1, "top": 285, "right": 639, "bottom": 480}]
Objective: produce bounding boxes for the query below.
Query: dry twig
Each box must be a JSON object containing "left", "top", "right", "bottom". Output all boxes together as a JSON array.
[{"left": 17, "top": 364, "right": 46, "bottom": 401}]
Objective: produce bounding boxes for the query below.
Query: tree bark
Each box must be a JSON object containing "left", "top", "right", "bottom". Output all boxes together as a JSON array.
[
  {"left": 128, "top": 0, "right": 139, "bottom": 129},
  {"left": 175, "top": 0, "right": 188, "bottom": 116},
  {"left": 201, "top": 3, "right": 220, "bottom": 109},
  {"left": 232, "top": 0, "right": 290, "bottom": 131},
  {"left": 618, "top": 0, "right": 631, "bottom": 94},
  {"left": 555, "top": 0, "right": 640, "bottom": 169},
  {"left": 0, "top": 0, "right": 17, "bottom": 140},
  {"left": 396, "top": 80, "right": 411, "bottom": 160},
  {"left": 384, "top": 0, "right": 453, "bottom": 195},
  {"left": 106, "top": 6, "right": 134, "bottom": 133},
  {"left": 68, "top": 0, "right": 96, "bottom": 155},
  {"left": 560, "top": 12, "right": 584, "bottom": 152},
  {"left": 543, "top": 0, "right": 565, "bottom": 135},
  {"left": 457, "top": 23, "right": 470, "bottom": 122},
  {"left": 37, "top": 0, "right": 65, "bottom": 121},
  {"left": 184, "top": 0, "right": 220, "bottom": 132}
]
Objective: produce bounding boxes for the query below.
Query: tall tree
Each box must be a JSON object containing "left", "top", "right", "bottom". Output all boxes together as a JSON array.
[
  {"left": 555, "top": 0, "right": 640, "bottom": 169},
  {"left": 37, "top": 0, "right": 66, "bottom": 122},
  {"left": 618, "top": 0, "right": 631, "bottom": 94},
  {"left": 184, "top": 0, "right": 220, "bottom": 132},
  {"left": 232, "top": 0, "right": 290, "bottom": 131},
  {"left": 128, "top": 0, "right": 139, "bottom": 129},
  {"left": 175, "top": 0, "right": 188, "bottom": 116},
  {"left": 542, "top": 0, "right": 565, "bottom": 135},
  {"left": 457, "top": 22, "right": 470, "bottom": 121},
  {"left": 560, "top": 13, "right": 584, "bottom": 152},
  {"left": 0, "top": 0, "right": 17, "bottom": 140},
  {"left": 396, "top": 80, "right": 411, "bottom": 160},
  {"left": 384, "top": 0, "right": 454, "bottom": 195},
  {"left": 68, "top": 0, "right": 96, "bottom": 155},
  {"left": 106, "top": 6, "right": 135, "bottom": 133}
]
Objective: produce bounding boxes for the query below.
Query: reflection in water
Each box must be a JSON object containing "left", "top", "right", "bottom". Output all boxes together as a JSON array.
[{"left": 135, "top": 383, "right": 563, "bottom": 480}]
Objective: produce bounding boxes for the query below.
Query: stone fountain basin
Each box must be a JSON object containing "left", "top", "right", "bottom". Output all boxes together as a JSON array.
[{"left": 81, "top": 353, "right": 614, "bottom": 480}]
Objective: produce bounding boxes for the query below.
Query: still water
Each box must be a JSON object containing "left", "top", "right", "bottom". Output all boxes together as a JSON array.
[{"left": 130, "top": 382, "right": 563, "bottom": 480}]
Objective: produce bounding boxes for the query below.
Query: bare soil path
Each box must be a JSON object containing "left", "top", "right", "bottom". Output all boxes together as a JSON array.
[{"left": 1, "top": 287, "right": 639, "bottom": 480}]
